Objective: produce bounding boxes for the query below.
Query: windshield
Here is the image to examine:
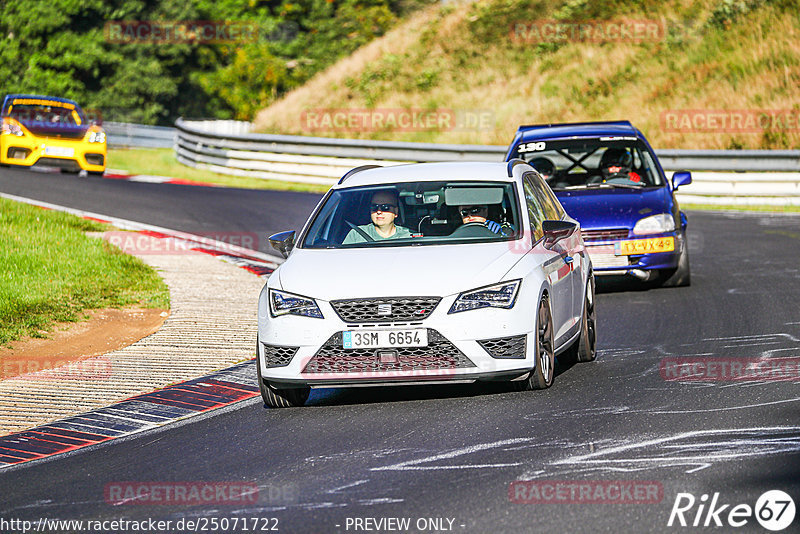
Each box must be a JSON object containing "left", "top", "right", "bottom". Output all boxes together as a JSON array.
[
  {"left": 513, "top": 138, "right": 663, "bottom": 190},
  {"left": 5, "top": 102, "right": 84, "bottom": 127},
  {"left": 301, "top": 181, "right": 521, "bottom": 249}
]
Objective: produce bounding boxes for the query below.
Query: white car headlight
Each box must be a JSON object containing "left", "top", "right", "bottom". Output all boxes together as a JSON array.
[
  {"left": 632, "top": 213, "right": 675, "bottom": 235},
  {"left": 448, "top": 280, "right": 521, "bottom": 314},
  {"left": 1, "top": 121, "right": 24, "bottom": 136},
  {"left": 88, "top": 131, "right": 106, "bottom": 143},
  {"left": 269, "top": 289, "right": 323, "bottom": 319}
]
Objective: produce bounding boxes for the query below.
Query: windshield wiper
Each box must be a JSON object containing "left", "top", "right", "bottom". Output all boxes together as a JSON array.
[
  {"left": 602, "top": 183, "right": 644, "bottom": 189},
  {"left": 563, "top": 183, "right": 612, "bottom": 190},
  {"left": 563, "top": 183, "right": 643, "bottom": 190}
]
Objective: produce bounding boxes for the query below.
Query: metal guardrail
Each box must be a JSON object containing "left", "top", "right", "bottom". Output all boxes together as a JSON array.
[
  {"left": 105, "top": 122, "right": 175, "bottom": 149},
  {"left": 169, "top": 119, "right": 800, "bottom": 204},
  {"left": 655, "top": 150, "right": 800, "bottom": 173}
]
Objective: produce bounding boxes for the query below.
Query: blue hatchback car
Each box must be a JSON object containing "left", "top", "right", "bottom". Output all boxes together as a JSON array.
[{"left": 505, "top": 121, "right": 691, "bottom": 286}]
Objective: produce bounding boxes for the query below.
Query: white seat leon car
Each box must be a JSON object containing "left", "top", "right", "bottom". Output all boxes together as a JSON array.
[{"left": 257, "top": 160, "right": 596, "bottom": 407}]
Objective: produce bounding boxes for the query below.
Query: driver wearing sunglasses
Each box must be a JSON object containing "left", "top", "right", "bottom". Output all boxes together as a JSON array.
[
  {"left": 343, "top": 189, "right": 412, "bottom": 244},
  {"left": 458, "top": 205, "right": 509, "bottom": 235}
]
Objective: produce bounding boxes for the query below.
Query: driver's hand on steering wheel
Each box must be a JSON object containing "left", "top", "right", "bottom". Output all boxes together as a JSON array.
[{"left": 485, "top": 220, "right": 502, "bottom": 234}]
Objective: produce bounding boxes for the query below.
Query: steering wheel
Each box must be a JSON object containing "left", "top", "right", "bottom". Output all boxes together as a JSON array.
[
  {"left": 345, "top": 220, "right": 374, "bottom": 242},
  {"left": 449, "top": 222, "right": 497, "bottom": 238}
]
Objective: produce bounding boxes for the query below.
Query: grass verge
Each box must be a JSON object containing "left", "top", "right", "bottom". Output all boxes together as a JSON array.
[
  {"left": 683, "top": 203, "right": 800, "bottom": 213},
  {"left": 0, "top": 198, "right": 170, "bottom": 346},
  {"left": 108, "top": 148, "right": 331, "bottom": 193}
]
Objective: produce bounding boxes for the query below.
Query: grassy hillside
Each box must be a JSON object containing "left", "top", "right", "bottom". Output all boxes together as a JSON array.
[{"left": 253, "top": 0, "right": 800, "bottom": 149}]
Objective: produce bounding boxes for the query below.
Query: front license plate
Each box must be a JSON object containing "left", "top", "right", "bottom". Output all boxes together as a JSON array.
[
  {"left": 343, "top": 329, "right": 428, "bottom": 349},
  {"left": 615, "top": 236, "right": 675, "bottom": 255},
  {"left": 44, "top": 146, "right": 74, "bottom": 157}
]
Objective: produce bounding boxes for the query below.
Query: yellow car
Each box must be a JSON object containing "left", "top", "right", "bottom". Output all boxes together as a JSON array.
[{"left": 1, "top": 94, "right": 106, "bottom": 175}]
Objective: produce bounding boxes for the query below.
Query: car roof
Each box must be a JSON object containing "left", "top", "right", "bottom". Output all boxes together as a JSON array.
[
  {"left": 334, "top": 161, "right": 527, "bottom": 188},
  {"left": 514, "top": 120, "right": 643, "bottom": 142}
]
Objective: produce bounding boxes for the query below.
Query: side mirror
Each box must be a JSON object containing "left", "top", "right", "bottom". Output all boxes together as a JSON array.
[
  {"left": 672, "top": 171, "right": 692, "bottom": 190},
  {"left": 268, "top": 230, "right": 295, "bottom": 258},
  {"left": 542, "top": 220, "right": 577, "bottom": 248}
]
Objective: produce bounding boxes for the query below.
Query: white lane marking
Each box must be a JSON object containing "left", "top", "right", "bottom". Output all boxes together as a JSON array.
[
  {"left": 703, "top": 333, "right": 799, "bottom": 342},
  {"left": 357, "top": 498, "right": 405, "bottom": 505},
  {"left": 550, "top": 426, "right": 800, "bottom": 474},
  {"left": 371, "top": 437, "right": 532, "bottom": 472},
  {"left": 555, "top": 426, "right": 800, "bottom": 462},
  {"left": 723, "top": 341, "right": 783, "bottom": 348},
  {"left": 326, "top": 480, "right": 368, "bottom": 494}
]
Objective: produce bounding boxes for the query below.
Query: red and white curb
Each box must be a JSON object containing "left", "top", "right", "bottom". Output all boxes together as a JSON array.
[
  {"left": 27, "top": 165, "right": 218, "bottom": 187},
  {"left": 102, "top": 169, "right": 219, "bottom": 187}
]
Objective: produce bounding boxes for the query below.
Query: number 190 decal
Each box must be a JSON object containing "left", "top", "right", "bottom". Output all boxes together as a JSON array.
[{"left": 518, "top": 141, "right": 546, "bottom": 153}]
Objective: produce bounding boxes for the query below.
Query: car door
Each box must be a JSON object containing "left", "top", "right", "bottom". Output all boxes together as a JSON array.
[
  {"left": 522, "top": 174, "right": 573, "bottom": 344},
  {"left": 538, "top": 175, "right": 584, "bottom": 327}
]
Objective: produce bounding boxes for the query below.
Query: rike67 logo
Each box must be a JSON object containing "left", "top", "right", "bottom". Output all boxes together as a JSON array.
[{"left": 668, "top": 490, "right": 795, "bottom": 531}]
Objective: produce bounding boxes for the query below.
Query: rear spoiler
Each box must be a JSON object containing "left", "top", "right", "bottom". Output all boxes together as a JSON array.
[{"left": 515, "top": 120, "right": 633, "bottom": 133}]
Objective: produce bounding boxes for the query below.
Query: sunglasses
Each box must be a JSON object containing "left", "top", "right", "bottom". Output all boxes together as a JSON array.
[
  {"left": 371, "top": 203, "right": 397, "bottom": 213},
  {"left": 460, "top": 206, "right": 486, "bottom": 217}
]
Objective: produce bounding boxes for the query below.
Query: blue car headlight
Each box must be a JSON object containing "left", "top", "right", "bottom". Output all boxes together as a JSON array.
[
  {"left": 448, "top": 280, "right": 521, "bottom": 314},
  {"left": 632, "top": 213, "right": 675, "bottom": 235},
  {"left": 269, "top": 289, "right": 323, "bottom": 319}
]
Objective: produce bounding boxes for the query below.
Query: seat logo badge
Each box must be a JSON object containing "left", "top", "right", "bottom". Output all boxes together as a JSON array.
[{"left": 377, "top": 304, "right": 392, "bottom": 315}]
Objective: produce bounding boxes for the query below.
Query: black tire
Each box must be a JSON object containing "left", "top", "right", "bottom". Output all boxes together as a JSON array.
[
  {"left": 256, "top": 336, "right": 310, "bottom": 408},
  {"left": 574, "top": 276, "right": 597, "bottom": 362},
  {"left": 513, "top": 296, "right": 555, "bottom": 391},
  {"left": 88, "top": 170, "right": 105, "bottom": 176},
  {"left": 661, "top": 240, "right": 691, "bottom": 287}
]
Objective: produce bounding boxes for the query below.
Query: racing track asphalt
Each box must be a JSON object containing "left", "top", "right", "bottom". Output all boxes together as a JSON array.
[
  {"left": 1, "top": 166, "right": 800, "bottom": 533},
  {"left": 0, "top": 168, "right": 324, "bottom": 254}
]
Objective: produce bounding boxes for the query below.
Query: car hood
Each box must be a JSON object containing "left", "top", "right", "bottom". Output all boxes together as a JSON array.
[
  {"left": 276, "top": 243, "right": 525, "bottom": 300},
  {"left": 556, "top": 186, "right": 672, "bottom": 230}
]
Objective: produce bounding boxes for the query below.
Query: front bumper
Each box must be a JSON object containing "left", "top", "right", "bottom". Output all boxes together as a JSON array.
[
  {"left": 586, "top": 231, "right": 684, "bottom": 276},
  {"left": 1, "top": 135, "right": 106, "bottom": 172},
  {"left": 257, "top": 292, "right": 538, "bottom": 388}
]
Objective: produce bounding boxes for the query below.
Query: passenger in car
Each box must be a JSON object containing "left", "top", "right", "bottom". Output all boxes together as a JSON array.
[{"left": 343, "top": 189, "right": 412, "bottom": 243}]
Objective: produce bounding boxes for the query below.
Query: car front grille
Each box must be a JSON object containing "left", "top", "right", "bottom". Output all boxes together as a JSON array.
[
  {"left": 261, "top": 343, "right": 299, "bottom": 368},
  {"left": 302, "top": 329, "right": 475, "bottom": 374},
  {"left": 35, "top": 158, "right": 81, "bottom": 171},
  {"left": 478, "top": 335, "right": 527, "bottom": 359},
  {"left": 330, "top": 297, "right": 441, "bottom": 323},
  {"left": 582, "top": 228, "right": 629, "bottom": 242}
]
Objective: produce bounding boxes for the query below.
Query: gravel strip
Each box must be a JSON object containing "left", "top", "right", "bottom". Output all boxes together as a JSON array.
[{"left": 0, "top": 236, "right": 266, "bottom": 435}]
